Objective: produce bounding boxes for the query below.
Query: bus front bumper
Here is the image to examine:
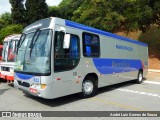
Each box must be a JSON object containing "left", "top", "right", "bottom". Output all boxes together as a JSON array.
[
  {"left": 14, "top": 79, "right": 54, "bottom": 99},
  {"left": 0, "top": 73, "right": 14, "bottom": 81}
]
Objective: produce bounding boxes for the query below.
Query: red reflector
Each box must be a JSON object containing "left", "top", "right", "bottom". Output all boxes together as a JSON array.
[{"left": 57, "top": 78, "right": 61, "bottom": 80}]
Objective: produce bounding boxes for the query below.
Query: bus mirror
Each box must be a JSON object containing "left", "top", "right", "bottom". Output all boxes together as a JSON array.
[{"left": 63, "top": 34, "right": 70, "bottom": 49}]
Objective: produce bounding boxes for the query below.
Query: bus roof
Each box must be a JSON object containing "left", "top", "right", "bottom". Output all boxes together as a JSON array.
[
  {"left": 4, "top": 34, "right": 21, "bottom": 42},
  {"left": 65, "top": 20, "right": 148, "bottom": 47},
  {"left": 23, "top": 17, "right": 148, "bottom": 47}
]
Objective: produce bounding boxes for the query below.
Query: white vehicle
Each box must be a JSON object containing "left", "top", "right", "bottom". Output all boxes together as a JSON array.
[
  {"left": 14, "top": 17, "right": 148, "bottom": 99},
  {"left": 0, "top": 34, "right": 21, "bottom": 81}
]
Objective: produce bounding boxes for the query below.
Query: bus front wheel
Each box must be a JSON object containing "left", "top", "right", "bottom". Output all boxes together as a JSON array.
[{"left": 80, "top": 76, "right": 98, "bottom": 98}]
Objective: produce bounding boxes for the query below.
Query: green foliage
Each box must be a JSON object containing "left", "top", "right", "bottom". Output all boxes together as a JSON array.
[
  {"left": 58, "top": 0, "right": 84, "bottom": 20},
  {"left": 139, "top": 26, "right": 160, "bottom": 57},
  {"left": 0, "top": 12, "right": 12, "bottom": 25},
  {"left": 0, "top": 24, "right": 23, "bottom": 44},
  {"left": 0, "top": 12, "right": 12, "bottom": 30},
  {"left": 111, "top": 0, "right": 153, "bottom": 33},
  {"left": 152, "top": 1, "right": 160, "bottom": 27},
  {"left": 48, "top": 6, "right": 61, "bottom": 17},
  {"left": 0, "top": 19, "right": 5, "bottom": 30},
  {"left": 72, "top": 0, "right": 123, "bottom": 32},
  {"left": 25, "top": 0, "right": 48, "bottom": 24},
  {"left": 9, "top": 0, "right": 25, "bottom": 25}
]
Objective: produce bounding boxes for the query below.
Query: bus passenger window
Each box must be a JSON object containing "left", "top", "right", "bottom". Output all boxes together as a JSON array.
[{"left": 83, "top": 33, "right": 100, "bottom": 57}]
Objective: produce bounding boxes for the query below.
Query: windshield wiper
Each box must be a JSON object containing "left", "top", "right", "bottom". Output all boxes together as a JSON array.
[
  {"left": 17, "top": 34, "right": 26, "bottom": 54},
  {"left": 29, "top": 29, "right": 40, "bottom": 57}
]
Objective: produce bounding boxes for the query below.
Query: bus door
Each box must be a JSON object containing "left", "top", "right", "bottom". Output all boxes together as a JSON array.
[{"left": 53, "top": 26, "right": 81, "bottom": 96}]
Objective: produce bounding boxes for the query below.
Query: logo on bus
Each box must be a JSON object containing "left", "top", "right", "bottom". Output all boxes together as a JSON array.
[
  {"left": 33, "top": 77, "right": 40, "bottom": 83},
  {"left": 116, "top": 45, "right": 133, "bottom": 52}
]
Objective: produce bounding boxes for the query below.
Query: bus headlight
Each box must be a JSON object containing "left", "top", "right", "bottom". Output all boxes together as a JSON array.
[
  {"left": 31, "top": 83, "right": 41, "bottom": 89},
  {"left": 30, "top": 83, "right": 46, "bottom": 89},
  {"left": 10, "top": 67, "right": 14, "bottom": 74}
]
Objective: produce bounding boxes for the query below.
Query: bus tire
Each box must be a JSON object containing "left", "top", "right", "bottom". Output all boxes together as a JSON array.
[
  {"left": 136, "top": 70, "right": 143, "bottom": 84},
  {"left": 80, "top": 76, "right": 98, "bottom": 98}
]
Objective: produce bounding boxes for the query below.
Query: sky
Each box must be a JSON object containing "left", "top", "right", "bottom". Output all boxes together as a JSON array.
[{"left": 0, "top": 0, "right": 62, "bottom": 15}]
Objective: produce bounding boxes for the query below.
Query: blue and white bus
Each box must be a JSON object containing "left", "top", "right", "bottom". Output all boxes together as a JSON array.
[{"left": 14, "top": 17, "right": 148, "bottom": 99}]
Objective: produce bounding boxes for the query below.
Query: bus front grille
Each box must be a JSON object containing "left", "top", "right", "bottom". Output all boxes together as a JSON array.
[
  {"left": 17, "top": 81, "right": 30, "bottom": 88},
  {"left": 1, "top": 67, "right": 10, "bottom": 72}
]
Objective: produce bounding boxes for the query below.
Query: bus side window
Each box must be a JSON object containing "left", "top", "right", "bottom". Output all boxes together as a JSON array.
[
  {"left": 54, "top": 31, "right": 80, "bottom": 72},
  {"left": 83, "top": 32, "right": 100, "bottom": 57}
]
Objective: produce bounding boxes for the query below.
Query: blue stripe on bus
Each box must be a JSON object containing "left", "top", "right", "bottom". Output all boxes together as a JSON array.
[
  {"left": 93, "top": 58, "right": 143, "bottom": 74},
  {"left": 65, "top": 20, "right": 148, "bottom": 47},
  {"left": 15, "top": 73, "right": 34, "bottom": 80}
]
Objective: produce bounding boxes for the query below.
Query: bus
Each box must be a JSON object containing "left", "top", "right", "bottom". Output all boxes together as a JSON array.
[
  {"left": 14, "top": 17, "right": 148, "bottom": 99},
  {"left": 0, "top": 34, "right": 21, "bottom": 82}
]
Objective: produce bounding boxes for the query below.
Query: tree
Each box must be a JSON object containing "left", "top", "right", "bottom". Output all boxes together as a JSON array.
[
  {"left": 0, "top": 12, "right": 12, "bottom": 25},
  {"left": 72, "top": 0, "right": 123, "bottom": 32},
  {"left": 139, "top": 26, "right": 160, "bottom": 57},
  {"left": 149, "top": 0, "right": 160, "bottom": 28},
  {"left": 9, "top": 0, "right": 25, "bottom": 25},
  {"left": 58, "top": 0, "right": 84, "bottom": 20},
  {"left": 0, "top": 19, "right": 5, "bottom": 30},
  {"left": 111, "top": 0, "right": 153, "bottom": 33},
  {"left": 48, "top": 6, "right": 61, "bottom": 17},
  {"left": 0, "top": 24, "right": 23, "bottom": 44},
  {"left": 25, "top": 0, "right": 48, "bottom": 24}
]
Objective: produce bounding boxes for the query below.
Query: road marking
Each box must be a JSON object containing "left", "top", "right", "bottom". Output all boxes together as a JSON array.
[
  {"left": 144, "top": 81, "right": 160, "bottom": 85},
  {"left": 118, "top": 88, "right": 160, "bottom": 98},
  {"left": 90, "top": 97, "right": 147, "bottom": 111}
]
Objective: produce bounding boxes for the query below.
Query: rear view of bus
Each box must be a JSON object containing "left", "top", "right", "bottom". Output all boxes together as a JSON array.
[{"left": 0, "top": 34, "right": 21, "bottom": 82}]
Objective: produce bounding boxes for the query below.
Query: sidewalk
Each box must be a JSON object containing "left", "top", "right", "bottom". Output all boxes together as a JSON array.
[
  {"left": 146, "top": 69, "right": 160, "bottom": 81},
  {"left": 148, "top": 69, "right": 160, "bottom": 73}
]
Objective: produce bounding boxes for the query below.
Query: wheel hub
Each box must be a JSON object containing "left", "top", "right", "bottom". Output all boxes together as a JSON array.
[
  {"left": 83, "top": 80, "right": 93, "bottom": 94},
  {"left": 139, "top": 73, "right": 143, "bottom": 82}
]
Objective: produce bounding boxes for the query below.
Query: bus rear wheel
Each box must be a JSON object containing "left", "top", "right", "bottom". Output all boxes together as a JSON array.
[
  {"left": 136, "top": 70, "right": 143, "bottom": 84},
  {"left": 80, "top": 76, "right": 98, "bottom": 98}
]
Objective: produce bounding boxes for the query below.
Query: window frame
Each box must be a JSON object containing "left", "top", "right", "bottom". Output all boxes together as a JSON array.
[
  {"left": 82, "top": 32, "right": 100, "bottom": 58},
  {"left": 14, "top": 29, "right": 53, "bottom": 76},
  {"left": 54, "top": 31, "right": 81, "bottom": 73}
]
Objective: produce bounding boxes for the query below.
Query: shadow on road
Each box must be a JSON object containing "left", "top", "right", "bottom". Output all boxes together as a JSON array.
[
  {"left": 0, "top": 79, "right": 7, "bottom": 84},
  {"left": 0, "top": 88, "right": 10, "bottom": 95},
  {"left": 24, "top": 93, "right": 81, "bottom": 107},
  {"left": 8, "top": 83, "right": 14, "bottom": 87},
  {"left": 98, "top": 80, "right": 137, "bottom": 95},
  {"left": 23, "top": 79, "right": 142, "bottom": 107}
]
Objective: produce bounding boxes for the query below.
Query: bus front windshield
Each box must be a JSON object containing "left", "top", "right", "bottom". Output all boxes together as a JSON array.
[
  {"left": 15, "top": 29, "right": 52, "bottom": 75},
  {"left": 7, "top": 40, "right": 19, "bottom": 62}
]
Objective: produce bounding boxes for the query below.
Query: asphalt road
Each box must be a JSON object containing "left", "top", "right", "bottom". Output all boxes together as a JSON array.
[{"left": 0, "top": 73, "right": 160, "bottom": 120}]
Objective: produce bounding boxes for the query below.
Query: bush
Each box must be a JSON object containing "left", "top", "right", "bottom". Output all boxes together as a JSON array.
[
  {"left": 0, "top": 24, "right": 23, "bottom": 44},
  {"left": 139, "top": 26, "right": 160, "bottom": 58}
]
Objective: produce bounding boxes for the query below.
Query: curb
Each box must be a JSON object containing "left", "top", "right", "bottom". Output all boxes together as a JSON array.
[{"left": 148, "top": 69, "right": 160, "bottom": 73}]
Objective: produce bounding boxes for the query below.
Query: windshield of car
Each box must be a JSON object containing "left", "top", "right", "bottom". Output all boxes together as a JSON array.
[{"left": 15, "top": 29, "right": 52, "bottom": 75}]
